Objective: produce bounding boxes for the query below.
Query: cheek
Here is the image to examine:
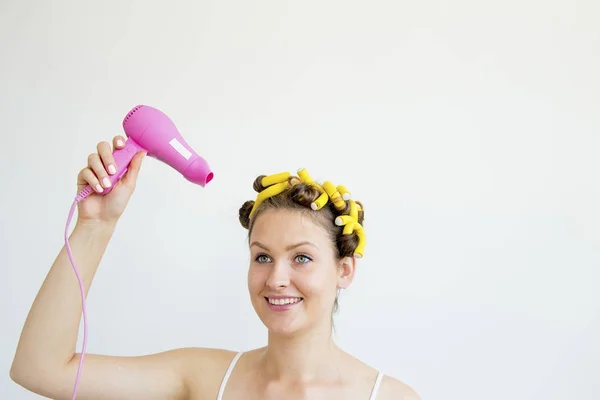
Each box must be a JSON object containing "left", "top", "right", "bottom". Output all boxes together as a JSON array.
[
  {"left": 247, "top": 267, "right": 265, "bottom": 292},
  {"left": 296, "top": 269, "right": 337, "bottom": 297}
]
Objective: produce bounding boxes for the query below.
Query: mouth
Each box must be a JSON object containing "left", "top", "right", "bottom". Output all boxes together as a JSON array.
[{"left": 264, "top": 296, "right": 303, "bottom": 311}]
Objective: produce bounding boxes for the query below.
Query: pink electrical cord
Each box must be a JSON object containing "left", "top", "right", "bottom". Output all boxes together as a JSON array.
[{"left": 66, "top": 188, "right": 93, "bottom": 400}]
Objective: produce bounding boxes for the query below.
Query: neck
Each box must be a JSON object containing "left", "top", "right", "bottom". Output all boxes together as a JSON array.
[{"left": 260, "top": 324, "right": 343, "bottom": 382}]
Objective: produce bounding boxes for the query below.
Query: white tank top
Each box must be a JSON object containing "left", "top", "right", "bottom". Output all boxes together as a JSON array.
[{"left": 216, "top": 352, "right": 384, "bottom": 400}]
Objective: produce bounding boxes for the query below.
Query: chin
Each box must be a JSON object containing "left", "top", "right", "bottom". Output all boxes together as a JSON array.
[{"left": 266, "top": 322, "right": 303, "bottom": 336}]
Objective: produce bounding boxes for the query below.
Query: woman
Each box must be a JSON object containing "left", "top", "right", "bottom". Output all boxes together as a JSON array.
[{"left": 10, "top": 136, "right": 420, "bottom": 399}]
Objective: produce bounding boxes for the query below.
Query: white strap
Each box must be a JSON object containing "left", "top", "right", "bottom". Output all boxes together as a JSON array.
[
  {"left": 218, "top": 354, "right": 381, "bottom": 400},
  {"left": 216, "top": 352, "right": 243, "bottom": 400},
  {"left": 368, "top": 372, "right": 384, "bottom": 400}
]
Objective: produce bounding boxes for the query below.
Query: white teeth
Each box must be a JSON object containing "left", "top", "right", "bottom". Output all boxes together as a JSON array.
[{"left": 268, "top": 297, "right": 302, "bottom": 305}]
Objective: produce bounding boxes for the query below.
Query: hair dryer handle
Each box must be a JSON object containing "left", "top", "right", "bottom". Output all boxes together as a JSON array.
[{"left": 75, "top": 138, "right": 145, "bottom": 201}]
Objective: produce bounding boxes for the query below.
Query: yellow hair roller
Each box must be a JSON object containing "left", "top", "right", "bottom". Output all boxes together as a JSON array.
[
  {"left": 311, "top": 191, "right": 329, "bottom": 210},
  {"left": 249, "top": 181, "right": 289, "bottom": 216},
  {"left": 296, "top": 168, "right": 328, "bottom": 210},
  {"left": 349, "top": 200, "right": 359, "bottom": 221},
  {"left": 322, "top": 181, "right": 346, "bottom": 210},
  {"left": 297, "top": 168, "right": 324, "bottom": 193},
  {"left": 353, "top": 223, "right": 365, "bottom": 258},
  {"left": 335, "top": 215, "right": 355, "bottom": 234},
  {"left": 334, "top": 201, "right": 365, "bottom": 257},
  {"left": 337, "top": 185, "right": 351, "bottom": 200},
  {"left": 297, "top": 168, "right": 314, "bottom": 184},
  {"left": 261, "top": 172, "right": 290, "bottom": 187}
]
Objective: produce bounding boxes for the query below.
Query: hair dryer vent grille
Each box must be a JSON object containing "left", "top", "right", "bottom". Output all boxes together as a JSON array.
[{"left": 123, "top": 105, "right": 143, "bottom": 125}]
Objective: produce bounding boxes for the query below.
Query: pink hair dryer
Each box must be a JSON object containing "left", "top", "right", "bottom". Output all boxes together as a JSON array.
[{"left": 76, "top": 104, "right": 214, "bottom": 200}]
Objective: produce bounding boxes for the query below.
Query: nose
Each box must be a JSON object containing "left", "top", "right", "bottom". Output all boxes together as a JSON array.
[{"left": 265, "top": 261, "right": 290, "bottom": 289}]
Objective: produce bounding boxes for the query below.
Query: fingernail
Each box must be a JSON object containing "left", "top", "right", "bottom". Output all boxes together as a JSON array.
[
  {"left": 108, "top": 165, "right": 116, "bottom": 174},
  {"left": 103, "top": 177, "right": 111, "bottom": 187},
  {"left": 117, "top": 139, "right": 124, "bottom": 146},
  {"left": 95, "top": 184, "right": 103, "bottom": 192}
]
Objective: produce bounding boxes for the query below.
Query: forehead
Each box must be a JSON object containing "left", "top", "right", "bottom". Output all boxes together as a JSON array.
[{"left": 250, "top": 209, "right": 331, "bottom": 248}]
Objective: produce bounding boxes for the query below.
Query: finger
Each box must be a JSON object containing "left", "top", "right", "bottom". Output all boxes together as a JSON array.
[
  {"left": 77, "top": 167, "right": 104, "bottom": 193},
  {"left": 113, "top": 135, "right": 126, "bottom": 149},
  {"left": 97, "top": 141, "right": 117, "bottom": 176},
  {"left": 122, "top": 151, "right": 147, "bottom": 187},
  {"left": 87, "top": 152, "right": 112, "bottom": 189}
]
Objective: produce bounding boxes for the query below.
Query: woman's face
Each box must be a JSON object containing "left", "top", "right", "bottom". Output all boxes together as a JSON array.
[{"left": 247, "top": 209, "right": 353, "bottom": 336}]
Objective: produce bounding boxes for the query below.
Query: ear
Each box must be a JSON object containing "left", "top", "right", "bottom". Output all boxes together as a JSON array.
[{"left": 336, "top": 256, "right": 357, "bottom": 289}]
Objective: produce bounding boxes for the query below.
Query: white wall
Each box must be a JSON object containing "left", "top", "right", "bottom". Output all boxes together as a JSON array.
[{"left": 1, "top": 1, "right": 599, "bottom": 399}]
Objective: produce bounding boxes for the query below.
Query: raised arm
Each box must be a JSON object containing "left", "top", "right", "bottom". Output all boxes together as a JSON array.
[{"left": 10, "top": 136, "right": 198, "bottom": 399}]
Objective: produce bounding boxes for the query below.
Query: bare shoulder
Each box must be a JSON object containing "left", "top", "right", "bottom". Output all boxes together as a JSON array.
[
  {"left": 378, "top": 375, "right": 421, "bottom": 400},
  {"left": 340, "top": 352, "right": 419, "bottom": 400},
  {"left": 176, "top": 347, "right": 239, "bottom": 397},
  {"left": 177, "top": 346, "right": 238, "bottom": 371}
]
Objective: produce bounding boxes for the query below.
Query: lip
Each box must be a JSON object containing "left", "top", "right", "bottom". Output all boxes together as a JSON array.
[{"left": 264, "top": 296, "right": 303, "bottom": 312}]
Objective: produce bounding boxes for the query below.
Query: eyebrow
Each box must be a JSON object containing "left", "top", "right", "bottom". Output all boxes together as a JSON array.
[{"left": 250, "top": 240, "right": 318, "bottom": 252}]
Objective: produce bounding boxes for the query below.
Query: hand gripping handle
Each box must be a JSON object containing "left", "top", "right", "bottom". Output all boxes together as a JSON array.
[{"left": 75, "top": 138, "right": 145, "bottom": 201}]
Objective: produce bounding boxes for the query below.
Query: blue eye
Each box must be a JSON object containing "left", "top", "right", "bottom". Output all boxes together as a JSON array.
[
  {"left": 255, "top": 254, "right": 271, "bottom": 263},
  {"left": 295, "top": 254, "right": 312, "bottom": 264}
]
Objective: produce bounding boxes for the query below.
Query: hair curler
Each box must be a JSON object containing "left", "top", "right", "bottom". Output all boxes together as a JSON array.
[{"left": 64, "top": 105, "right": 213, "bottom": 399}]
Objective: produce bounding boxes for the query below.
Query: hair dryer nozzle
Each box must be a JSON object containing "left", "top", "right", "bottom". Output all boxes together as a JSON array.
[
  {"left": 184, "top": 157, "right": 214, "bottom": 186},
  {"left": 122, "top": 105, "right": 214, "bottom": 187}
]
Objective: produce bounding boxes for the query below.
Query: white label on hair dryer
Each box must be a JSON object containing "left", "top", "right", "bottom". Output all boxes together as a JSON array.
[{"left": 169, "top": 138, "right": 192, "bottom": 160}]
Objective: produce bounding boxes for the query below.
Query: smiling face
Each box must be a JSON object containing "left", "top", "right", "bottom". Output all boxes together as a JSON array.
[{"left": 247, "top": 209, "right": 354, "bottom": 336}]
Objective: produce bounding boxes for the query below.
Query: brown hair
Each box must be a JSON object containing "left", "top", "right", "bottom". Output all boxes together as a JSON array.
[
  {"left": 238, "top": 174, "right": 365, "bottom": 315},
  {"left": 239, "top": 175, "right": 365, "bottom": 258}
]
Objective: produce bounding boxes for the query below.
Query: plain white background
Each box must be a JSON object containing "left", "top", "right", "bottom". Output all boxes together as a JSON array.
[{"left": 1, "top": 0, "right": 599, "bottom": 399}]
